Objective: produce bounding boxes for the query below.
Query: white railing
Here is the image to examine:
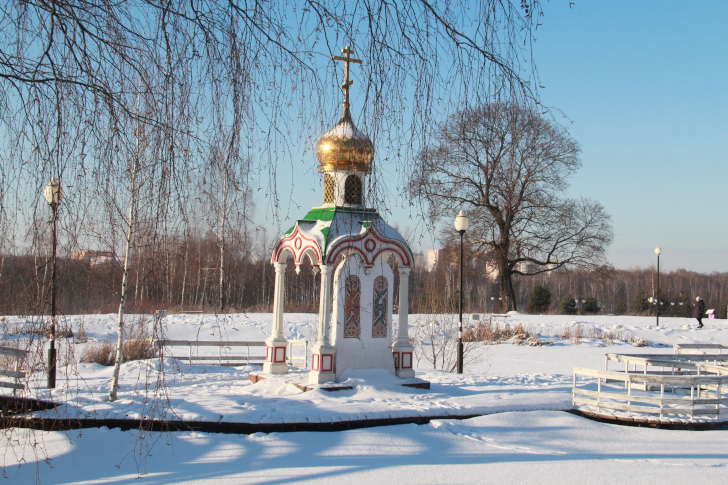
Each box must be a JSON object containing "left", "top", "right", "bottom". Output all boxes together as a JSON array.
[
  {"left": 0, "top": 346, "right": 27, "bottom": 395},
  {"left": 674, "top": 343, "right": 728, "bottom": 354},
  {"left": 156, "top": 339, "right": 307, "bottom": 368},
  {"left": 574, "top": 353, "right": 728, "bottom": 421}
]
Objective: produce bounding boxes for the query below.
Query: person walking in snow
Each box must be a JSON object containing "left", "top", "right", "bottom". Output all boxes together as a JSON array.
[{"left": 695, "top": 296, "right": 706, "bottom": 328}]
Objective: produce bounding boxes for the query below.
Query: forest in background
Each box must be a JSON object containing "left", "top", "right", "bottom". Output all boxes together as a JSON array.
[{"left": 1, "top": 232, "right": 725, "bottom": 319}]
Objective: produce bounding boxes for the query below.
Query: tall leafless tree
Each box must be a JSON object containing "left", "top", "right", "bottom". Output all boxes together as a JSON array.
[
  {"left": 412, "top": 103, "right": 614, "bottom": 311},
  {"left": 1, "top": 1, "right": 545, "bottom": 400}
]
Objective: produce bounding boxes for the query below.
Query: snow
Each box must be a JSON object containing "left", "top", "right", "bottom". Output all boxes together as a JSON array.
[
  {"left": 322, "top": 118, "right": 371, "bottom": 142},
  {"left": 2, "top": 312, "right": 727, "bottom": 483}
]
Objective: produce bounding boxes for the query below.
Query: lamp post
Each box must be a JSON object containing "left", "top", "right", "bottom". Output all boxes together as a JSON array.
[
  {"left": 454, "top": 210, "right": 469, "bottom": 374},
  {"left": 654, "top": 247, "right": 662, "bottom": 327},
  {"left": 43, "top": 178, "right": 63, "bottom": 389}
]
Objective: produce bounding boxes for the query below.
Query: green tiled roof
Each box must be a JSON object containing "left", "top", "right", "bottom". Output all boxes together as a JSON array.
[{"left": 280, "top": 206, "right": 411, "bottom": 262}]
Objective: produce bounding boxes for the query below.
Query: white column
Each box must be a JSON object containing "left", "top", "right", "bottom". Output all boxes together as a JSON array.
[
  {"left": 272, "top": 262, "right": 286, "bottom": 338},
  {"left": 264, "top": 262, "right": 289, "bottom": 374},
  {"left": 309, "top": 264, "right": 336, "bottom": 384},
  {"left": 393, "top": 267, "right": 415, "bottom": 378},
  {"left": 397, "top": 267, "right": 411, "bottom": 345},
  {"left": 318, "top": 265, "right": 333, "bottom": 345}
]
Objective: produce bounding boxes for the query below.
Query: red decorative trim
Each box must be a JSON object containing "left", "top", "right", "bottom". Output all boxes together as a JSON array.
[
  {"left": 393, "top": 351, "right": 400, "bottom": 369},
  {"left": 402, "top": 352, "right": 413, "bottom": 369},
  {"left": 312, "top": 354, "right": 319, "bottom": 371},
  {"left": 274, "top": 347, "right": 287, "bottom": 363},
  {"left": 272, "top": 225, "right": 322, "bottom": 266},
  {"left": 266, "top": 346, "right": 272, "bottom": 362},
  {"left": 326, "top": 225, "right": 412, "bottom": 268},
  {"left": 364, "top": 238, "right": 376, "bottom": 252}
]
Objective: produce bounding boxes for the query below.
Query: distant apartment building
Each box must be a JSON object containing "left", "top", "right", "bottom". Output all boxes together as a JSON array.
[
  {"left": 426, "top": 249, "right": 444, "bottom": 271},
  {"left": 73, "top": 250, "right": 116, "bottom": 265},
  {"left": 427, "top": 247, "right": 557, "bottom": 279}
]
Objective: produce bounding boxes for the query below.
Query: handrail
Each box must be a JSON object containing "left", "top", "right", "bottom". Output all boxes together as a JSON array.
[
  {"left": 674, "top": 343, "right": 728, "bottom": 354},
  {"left": 574, "top": 355, "right": 728, "bottom": 422},
  {"left": 158, "top": 339, "right": 266, "bottom": 347},
  {"left": 0, "top": 346, "right": 27, "bottom": 395},
  {"left": 155, "top": 339, "right": 307, "bottom": 368}
]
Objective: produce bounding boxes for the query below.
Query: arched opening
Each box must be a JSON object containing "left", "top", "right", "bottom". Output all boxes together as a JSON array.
[{"left": 344, "top": 174, "right": 363, "bottom": 205}]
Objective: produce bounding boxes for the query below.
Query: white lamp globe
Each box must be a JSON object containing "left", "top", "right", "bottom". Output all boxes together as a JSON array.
[{"left": 454, "top": 210, "right": 469, "bottom": 232}]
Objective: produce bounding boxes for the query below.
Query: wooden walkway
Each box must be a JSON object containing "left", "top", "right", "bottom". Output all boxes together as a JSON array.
[{"left": 574, "top": 345, "right": 728, "bottom": 423}]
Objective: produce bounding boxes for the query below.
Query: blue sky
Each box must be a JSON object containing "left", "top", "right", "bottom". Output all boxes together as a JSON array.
[
  {"left": 267, "top": 1, "right": 727, "bottom": 274},
  {"left": 533, "top": 0, "right": 728, "bottom": 272}
]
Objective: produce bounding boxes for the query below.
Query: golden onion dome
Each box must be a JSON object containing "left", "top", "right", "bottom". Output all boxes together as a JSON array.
[{"left": 316, "top": 109, "right": 373, "bottom": 173}]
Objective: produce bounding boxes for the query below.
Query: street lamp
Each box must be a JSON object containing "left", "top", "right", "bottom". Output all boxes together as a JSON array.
[
  {"left": 454, "top": 210, "right": 469, "bottom": 374},
  {"left": 43, "top": 178, "right": 63, "bottom": 388},
  {"left": 655, "top": 247, "right": 662, "bottom": 327}
]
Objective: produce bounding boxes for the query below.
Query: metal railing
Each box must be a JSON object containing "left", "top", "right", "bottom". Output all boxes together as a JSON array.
[{"left": 156, "top": 339, "right": 307, "bottom": 368}]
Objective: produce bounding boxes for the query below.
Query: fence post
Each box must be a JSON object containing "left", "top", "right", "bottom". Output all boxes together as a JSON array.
[
  {"left": 597, "top": 377, "right": 602, "bottom": 412},
  {"left": 627, "top": 379, "right": 632, "bottom": 417}
]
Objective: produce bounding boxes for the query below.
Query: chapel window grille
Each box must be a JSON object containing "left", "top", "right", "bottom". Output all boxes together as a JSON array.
[
  {"left": 372, "top": 276, "right": 388, "bottom": 338},
  {"left": 344, "top": 275, "right": 361, "bottom": 338},
  {"left": 323, "top": 174, "right": 334, "bottom": 204},
  {"left": 344, "top": 175, "right": 363, "bottom": 205}
]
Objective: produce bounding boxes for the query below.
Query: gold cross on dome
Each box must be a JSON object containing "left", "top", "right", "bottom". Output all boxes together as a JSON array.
[{"left": 333, "top": 46, "right": 362, "bottom": 113}]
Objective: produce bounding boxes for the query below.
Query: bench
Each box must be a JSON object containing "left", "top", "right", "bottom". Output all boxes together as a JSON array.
[
  {"left": 156, "top": 339, "right": 308, "bottom": 367},
  {"left": 0, "top": 346, "right": 27, "bottom": 395}
]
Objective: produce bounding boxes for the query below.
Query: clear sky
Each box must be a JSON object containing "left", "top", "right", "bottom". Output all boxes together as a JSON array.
[
  {"left": 266, "top": 1, "right": 727, "bottom": 274},
  {"left": 532, "top": 0, "right": 728, "bottom": 273}
]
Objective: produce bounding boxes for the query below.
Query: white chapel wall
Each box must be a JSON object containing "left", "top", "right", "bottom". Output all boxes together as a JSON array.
[{"left": 331, "top": 254, "right": 396, "bottom": 377}]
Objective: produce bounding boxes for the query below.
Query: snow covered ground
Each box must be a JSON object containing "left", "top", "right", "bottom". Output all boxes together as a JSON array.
[{"left": 2, "top": 312, "right": 727, "bottom": 483}]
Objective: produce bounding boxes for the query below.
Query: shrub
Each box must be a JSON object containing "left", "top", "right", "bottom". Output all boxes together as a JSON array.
[
  {"left": 631, "top": 289, "right": 649, "bottom": 314},
  {"left": 80, "top": 342, "right": 116, "bottom": 366},
  {"left": 527, "top": 284, "right": 551, "bottom": 314},
  {"left": 557, "top": 294, "right": 577, "bottom": 315},
  {"left": 80, "top": 319, "right": 157, "bottom": 367},
  {"left": 80, "top": 339, "right": 157, "bottom": 366},
  {"left": 468, "top": 319, "right": 536, "bottom": 344},
  {"left": 123, "top": 338, "right": 157, "bottom": 361},
  {"left": 579, "top": 296, "right": 600, "bottom": 315}
]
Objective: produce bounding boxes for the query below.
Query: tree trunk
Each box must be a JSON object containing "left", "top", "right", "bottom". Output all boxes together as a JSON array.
[
  {"left": 219, "top": 182, "right": 226, "bottom": 313},
  {"left": 195, "top": 243, "right": 202, "bottom": 306},
  {"left": 181, "top": 239, "right": 188, "bottom": 308},
  {"left": 495, "top": 247, "right": 517, "bottom": 312},
  {"left": 219, "top": 237, "right": 225, "bottom": 313},
  {"left": 109, "top": 154, "right": 139, "bottom": 402}
]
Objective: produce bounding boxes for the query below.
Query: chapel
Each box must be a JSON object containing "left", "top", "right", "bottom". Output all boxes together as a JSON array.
[{"left": 263, "top": 46, "right": 415, "bottom": 384}]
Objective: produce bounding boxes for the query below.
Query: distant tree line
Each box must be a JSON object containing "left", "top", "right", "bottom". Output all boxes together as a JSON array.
[
  {"left": 417, "top": 241, "right": 728, "bottom": 319},
  {"left": 1, "top": 233, "right": 726, "bottom": 319}
]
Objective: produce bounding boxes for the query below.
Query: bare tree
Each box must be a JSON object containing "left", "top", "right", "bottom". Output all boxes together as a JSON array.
[
  {"left": 199, "top": 147, "right": 253, "bottom": 313},
  {"left": 0, "top": 0, "right": 549, "bottom": 415},
  {"left": 412, "top": 103, "right": 613, "bottom": 311}
]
